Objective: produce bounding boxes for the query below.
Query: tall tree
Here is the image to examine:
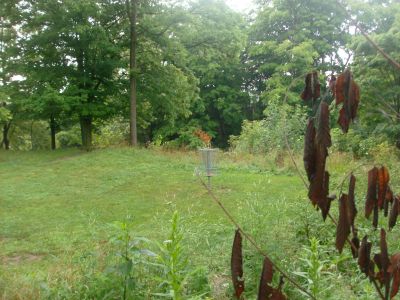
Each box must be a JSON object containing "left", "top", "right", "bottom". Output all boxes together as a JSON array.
[
  {"left": 127, "top": 0, "right": 138, "bottom": 146},
  {"left": 22, "top": 0, "right": 123, "bottom": 150},
  {"left": 176, "top": 0, "right": 250, "bottom": 147},
  {"left": 120, "top": 0, "right": 198, "bottom": 144},
  {"left": 0, "top": 0, "right": 20, "bottom": 150},
  {"left": 350, "top": 1, "right": 400, "bottom": 146},
  {"left": 247, "top": 0, "right": 350, "bottom": 106}
]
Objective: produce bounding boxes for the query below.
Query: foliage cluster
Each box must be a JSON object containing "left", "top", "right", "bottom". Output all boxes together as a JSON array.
[
  {"left": 230, "top": 102, "right": 308, "bottom": 154},
  {"left": 1, "top": 0, "right": 400, "bottom": 152}
]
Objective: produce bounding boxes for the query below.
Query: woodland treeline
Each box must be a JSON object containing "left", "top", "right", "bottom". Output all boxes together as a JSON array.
[{"left": 1, "top": 0, "right": 399, "bottom": 151}]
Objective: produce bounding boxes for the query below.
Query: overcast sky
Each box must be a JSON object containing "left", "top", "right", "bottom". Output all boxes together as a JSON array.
[{"left": 225, "top": 0, "right": 255, "bottom": 13}]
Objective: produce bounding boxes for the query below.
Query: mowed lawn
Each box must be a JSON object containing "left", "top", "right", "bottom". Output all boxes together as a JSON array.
[{"left": 0, "top": 148, "right": 309, "bottom": 298}]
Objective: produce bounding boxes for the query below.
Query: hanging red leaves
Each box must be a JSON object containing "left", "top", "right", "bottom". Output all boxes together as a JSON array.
[
  {"left": 358, "top": 236, "right": 373, "bottom": 278},
  {"left": 257, "top": 257, "right": 287, "bottom": 300},
  {"left": 336, "top": 194, "right": 351, "bottom": 253},
  {"left": 385, "top": 187, "right": 394, "bottom": 217},
  {"left": 315, "top": 101, "right": 332, "bottom": 153},
  {"left": 365, "top": 166, "right": 392, "bottom": 228},
  {"left": 258, "top": 257, "right": 274, "bottom": 300},
  {"left": 389, "top": 196, "right": 400, "bottom": 230},
  {"left": 351, "top": 234, "right": 360, "bottom": 259},
  {"left": 306, "top": 101, "right": 332, "bottom": 220},
  {"left": 304, "top": 118, "right": 316, "bottom": 182},
  {"left": 377, "top": 166, "right": 390, "bottom": 209},
  {"left": 231, "top": 229, "right": 244, "bottom": 299},
  {"left": 365, "top": 167, "right": 378, "bottom": 218},
  {"left": 335, "top": 173, "right": 359, "bottom": 253},
  {"left": 377, "top": 229, "right": 391, "bottom": 296},
  {"left": 301, "top": 71, "right": 320, "bottom": 101},
  {"left": 335, "top": 70, "right": 360, "bottom": 133},
  {"left": 388, "top": 253, "right": 400, "bottom": 299},
  {"left": 348, "top": 174, "right": 357, "bottom": 230}
]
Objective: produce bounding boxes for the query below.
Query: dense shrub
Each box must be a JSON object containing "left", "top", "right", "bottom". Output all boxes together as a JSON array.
[
  {"left": 331, "top": 127, "right": 399, "bottom": 159},
  {"left": 93, "top": 117, "right": 130, "bottom": 147},
  {"left": 56, "top": 126, "right": 81, "bottom": 148},
  {"left": 230, "top": 102, "right": 308, "bottom": 154}
]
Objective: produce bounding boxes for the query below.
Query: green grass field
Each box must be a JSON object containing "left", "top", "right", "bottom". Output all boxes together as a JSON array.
[{"left": 1, "top": 147, "right": 399, "bottom": 299}]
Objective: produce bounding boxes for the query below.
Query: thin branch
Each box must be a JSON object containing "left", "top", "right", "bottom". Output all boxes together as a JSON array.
[
  {"left": 282, "top": 72, "right": 311, "bottom": 190},
  {"left": 336, "top": 0, "right": 400, "bottom": 71},
  {"left": 197, "top": 174, "right": 316, "bottom": 300},
  {"left": 282, "top": 73, "right": 386, "bottom": 300},
  {"left": 336, "top": 162, "right": 370, "bottom": 196}
]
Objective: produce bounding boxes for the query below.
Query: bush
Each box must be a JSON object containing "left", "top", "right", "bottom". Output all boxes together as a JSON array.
[
  {"left": 56, "top": 126, "right": 81, "bottom": 148},
  {"left": 330, "top": 128, "right": 395, "bottom": 159},
  {"left": 230, "top": 101, "right": 308, "bottom": 154},
  {"left": 93, "top": 117, "right": 129, "bottom": 147}
]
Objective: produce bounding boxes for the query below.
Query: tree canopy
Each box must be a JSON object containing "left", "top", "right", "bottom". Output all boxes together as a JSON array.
[{"left": 0, "top": 0, "right": 399, "bottom": 150}]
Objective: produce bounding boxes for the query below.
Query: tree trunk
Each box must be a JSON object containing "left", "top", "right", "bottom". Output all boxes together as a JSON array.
[
  {"left": 80, "top": 116, "right": 92, "bottom": 151},
  {"left": 50, "top": 116, "right": 56, "bottom": 150},
  {"left": 127, "top": 0, "right": 138, "bottom": 146},
  {"left": 2, "top": 122, "right": 10, "bottom": 150}
]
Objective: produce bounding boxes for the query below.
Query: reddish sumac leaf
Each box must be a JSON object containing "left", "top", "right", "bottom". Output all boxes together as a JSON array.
[
  {"left": 348, "top": 174, "right": 357, "bottom": 229},
  {"left": 338, "top": 108, "right": 350, "bottom": 133},
  {"left": 374, "top": 253, "right": 383, "bottom": 271},
  {"left": 303, "top": 118, "right": 316, "bottom": 182},
  {"left": 384, "top": 187, "right": 394, "bottom": 217},
  {"left": 392, "top": 270, "right": 400, "bottom": 299},
  {"left": 258, "top": 257, "right": 274, "bottom": 300},
  {"left": 258, "top": 257, "right": 273, "bottom": 299},
  {"left": 378, "top": 166, "right": 390, "bottom": 209},
  {"left": 308, "top": 171, "right": 331, "bottom": 220},
  {"left": 335, "top": 70, "right": 360, "bottom": 133},
  {"left": 336, "top": 194, "right": 351, "bottom": 253},
  {"left": 315, "top": 101, "right": 332, "bottom": 154},
  {"left": 335, "top": 70, "right": 351, "bottom": 105},
  {"left": 365, "top": 167, "right": 378, "bottom": 218},
  {"left": 351, "top": 235, "right": 360, "bottom": 259},
  {"left": 231, "top": 229, "right": 244, "bottom": 299},
  {"left": 388, "top": 253, "right": 400, "bottom": 299},
  {"left": 257, "top": 258, "right": 287, "bottom": 300},
  {"left": 380, "top": 229, "right": 390, "bottom": 273},
  {"left": 349, "top": 81, "right": 360, "bottom": 119},
  {"left": 375, "top": 253, "right": 385, "bottom": 285},
  {"left": 358, "top": 236, "right": 372, "bottom": 277},
  {"left": 380, "top": 229, "right": 391, "bottom": 296},
  {"left": 308, "top": 159, "right": 327, "bottom": 208},
  {"left": 308, "top": 101, "right": 332, "bottom": 220},
  {"left": 319, "top": 171, "right": 332, "bottom": 220},
  {"left": 301, "top": 71, "right": 320, "bottom": 101},
  {"left": 389, "top": 196, "right": 399, "bottom": 230}
]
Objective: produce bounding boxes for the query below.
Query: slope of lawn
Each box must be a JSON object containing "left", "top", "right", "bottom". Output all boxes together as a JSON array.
[{"left": 0, "top": 147, "right": 389, "bottom": 299}]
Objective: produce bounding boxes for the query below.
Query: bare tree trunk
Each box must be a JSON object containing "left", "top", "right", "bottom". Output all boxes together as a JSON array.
[
  {"left": 2, "top": 121, "right": 10, "bottom": 150},
  {"left": 80, "top": 116, "right": 92, "bottom": 151},
  {"left": 50, "top": 115, "right": 56, "bottom": 150},
  {"left": 127, "top": 0, "right": 138, "bottom": 146}
]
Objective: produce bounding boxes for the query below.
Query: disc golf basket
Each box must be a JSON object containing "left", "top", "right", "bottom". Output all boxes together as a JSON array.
[{"left": 199, "top": 148, "right": 218, "bottom": 189}]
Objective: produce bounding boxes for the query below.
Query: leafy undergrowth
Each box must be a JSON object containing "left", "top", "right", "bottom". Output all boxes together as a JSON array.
[{"left": 0, "top": 147, "right": 399, "bottom": 299}]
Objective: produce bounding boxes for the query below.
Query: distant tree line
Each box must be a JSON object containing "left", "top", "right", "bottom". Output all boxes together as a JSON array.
[{"left": 0, "top": 0, "right": 399, "bottom": 150}]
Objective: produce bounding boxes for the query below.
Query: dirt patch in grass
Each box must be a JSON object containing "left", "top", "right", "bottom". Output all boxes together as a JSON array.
[
  {"left": 2, "top": 253, "right": 45, "bottom": 265},
  {"left": 210, "top": 274, "right": 230, "bottom": 299}
]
